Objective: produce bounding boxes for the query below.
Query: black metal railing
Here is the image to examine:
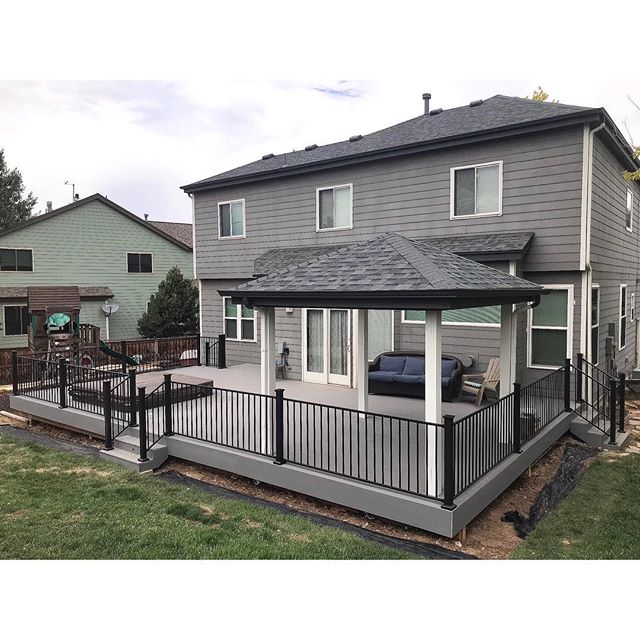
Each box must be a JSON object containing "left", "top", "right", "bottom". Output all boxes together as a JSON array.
[
  {"left": 200, "top": 335, "right": 226, "bottom": 369},
  {"left": 281, "top": 397, "right": 443, "bottom": 498},
  {"left": 171, "top": 381, "right": 273, "bottom": 456},
  {"left": 520, "top": 367, "right": 565, "bottom": 446},
  {"left": 13, "top": 355, "right": 59, "bottom": 404},
  {"left": 137, "top": 381, "right": 166, "bottom": 461},
  {"left": 65, "top": 362, "right": 128, "bottom": 417}
]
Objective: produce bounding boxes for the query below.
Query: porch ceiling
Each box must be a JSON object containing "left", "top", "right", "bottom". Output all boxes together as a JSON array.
[{"left": 220, "top": 232, "right": 544, "bottom": 310}]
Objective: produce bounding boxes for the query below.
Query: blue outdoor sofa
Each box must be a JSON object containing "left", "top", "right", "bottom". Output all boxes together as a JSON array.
[{"left": 368, "top": 351, "right": 463, "bottom": 402}]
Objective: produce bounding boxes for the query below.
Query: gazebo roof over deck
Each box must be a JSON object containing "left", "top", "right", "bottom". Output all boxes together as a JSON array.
[{"left": 220, "top": 233, "right": 545, "bottom": 310}]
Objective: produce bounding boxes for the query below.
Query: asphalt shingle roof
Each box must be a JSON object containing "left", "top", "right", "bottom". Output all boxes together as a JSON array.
[
  {"left": 148, "top": 221, "right": 193, "bottom": 248},
  {"left": 253, "top": 231, "right": 534, "bottom": 276},
  {"left": 0, "top": 286, "right": 113, "bottom": 300},
  {"left": 184, "top": 95, "right": 596, "bottom": 190},
  {"left": 232, "top": 233, "right": 541, "bottom": 297}
]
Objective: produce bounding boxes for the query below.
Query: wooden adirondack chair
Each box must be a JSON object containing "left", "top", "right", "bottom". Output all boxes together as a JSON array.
[{"left": 461, "top": 358, "right": 500, "bottom": 406}]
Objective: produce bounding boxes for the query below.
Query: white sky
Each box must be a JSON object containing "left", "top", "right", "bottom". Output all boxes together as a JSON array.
[{"left": 1, "top": 1, "right": 638, "bottom": 222}]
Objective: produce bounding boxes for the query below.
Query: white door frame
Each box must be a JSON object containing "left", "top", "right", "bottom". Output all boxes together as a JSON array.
[{"left": 302, "top": 308, "right": 351, "bottom": 386}]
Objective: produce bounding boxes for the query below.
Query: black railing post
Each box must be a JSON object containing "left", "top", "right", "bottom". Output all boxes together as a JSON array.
[
  {"left": 441, "top": 414, "right": 456, "bottom": 510},
  {"left": 120, "top": 340, "right": 127, "bottom": 374},
  {"left": 576, "top": 352, "right": 583, "bottom": 403},
  {"left": 138, "top": 386, "right": 148, "bottom": 462},
  {"left": 564, "top": 358, "right": 571, "bottom": 412},
  {"left": 103, "top": 380, "right": 114, "bottom": 451},
  {"left": 608, "top": 379, "right": 617, "bottom": 445},
  {"left": 128, "top": 367, "right": 137, "bottom": 427},
  {"left": 618, "top": 373, "right": 626, "bottom": 433},
  {"left": 273, "top": 388, "right": 285, "bottom": 465},
  {"left": 196, "top": 334, "right": 201, "bottom": 366},
  {"left": 58, "top": 358, "right": 68, "bottom": 408},
  {"left": 164, "top": 373, "right": 173, "bottom": 437},
  {"left": 512, "top": 382, "right": 522, "bottom": 454},
  {"left": 11, "top": 350, "right": 18, "bottom": 395},
  {"left": 218, "top": 334, "right": 226, "bottom": 369},
  {"left": 205, "top": 341, "right": 211, "bottom": 367}
]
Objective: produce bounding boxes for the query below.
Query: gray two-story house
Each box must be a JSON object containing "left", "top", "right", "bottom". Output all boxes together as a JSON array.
[{"left": 183, "top": 94, "right": 640, "bottom": 392}]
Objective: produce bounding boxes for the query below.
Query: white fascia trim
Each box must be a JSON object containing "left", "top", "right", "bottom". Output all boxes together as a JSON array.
[{"left": 190, "top": 193, "right": 197, "bottom": 279}]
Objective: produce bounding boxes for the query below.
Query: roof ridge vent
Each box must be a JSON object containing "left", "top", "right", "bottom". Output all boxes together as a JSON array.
[
  {"left": 261, "top": 153, "right": 275, "bottom": 160},
  {"left": 469, "top": 99, "right": 484, "bottom": 107},
  {"left": 349, "top": 134, "right": 363, "bottom": 142},
  {"left": 429, "top": 108, "right": 443, "bottom": 116},
  {"left": 304, "top": 144, "right": 318, "bottom": 151}
]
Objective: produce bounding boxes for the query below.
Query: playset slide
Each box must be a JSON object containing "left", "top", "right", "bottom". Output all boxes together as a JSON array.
[{"left": 98, "top": 340, "right": 139, "bottom": 367}]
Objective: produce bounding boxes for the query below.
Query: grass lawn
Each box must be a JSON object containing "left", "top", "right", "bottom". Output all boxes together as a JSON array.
[
  {"left": 0, "top": 434, "right": 416, "bottom": 559},
  {"left": 511, "top": 453, "right": 640, "bottom": 559}
]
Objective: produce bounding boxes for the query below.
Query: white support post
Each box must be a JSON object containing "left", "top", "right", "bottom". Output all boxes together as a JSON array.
[
  {"left": 356, "top": 309, "right": 369, "bottom": 413},
  {"left": 259, "top": 307, "right": 276, "bottom": 455},
  {"left": 500, "top": 304, "right": 516, "bottom": 397},
  {"left": 424, "top": 310, "right": 442, "bottom": 498}
]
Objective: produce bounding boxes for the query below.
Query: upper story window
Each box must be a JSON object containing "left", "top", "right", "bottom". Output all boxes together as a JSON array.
[
  {"left": 218, "top": 199, "right": 245, "bottom": 238},
  {"left": 591, "top": 284, "right": 600, "bottom": 365},
  {"left": 450, "top": 161, "right": 503, "bottom": 219},
  {"left": 3, "top": 305, "right": 28, "bottom": 336},
  {"left": 127, "top": 253, "right": 153, "bottom": 273},
  {"left": 402, "top": 306, "right": 500, "bottom": 327},
  {"left": 0, "top": 248, "right": 33, "bottom": 272},
  {"left": 626, "top": 188, "right": 634, "bottom": 232},
  {"left": 316, "top": 184, "right": 353, "bottom": 231}
]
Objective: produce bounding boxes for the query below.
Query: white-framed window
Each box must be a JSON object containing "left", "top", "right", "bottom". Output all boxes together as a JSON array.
[
  {"left": 626, "top": 188, "right": 634, "bottom": 232},
  {"left": 631, "top": 293, "right": 636, "bottom": 322},
  {"left": 450, "top": 161, "right": 503, "bottom": 219},
  {"left": 223, "top": 297, "right": 255, "bottom": 342},
  {"left": 619, "top": 284, "right": 627, "bottom": 350},
  {"left": 527, "top": 285, "right": 573, "bottom": 370},
  {"left": 127, "top": 252, "right": 153, "bottom": 273},
  {"left": 591, "top": 284, "right": 600, "bottom": 365},
  {"left": 3, "top": 305, "right": 29, "bottom": 336},
  {"left": 0, "top": 248, "right": 33, "bottom": 272},
  {"left": 316, "top": 184, "right": 353, "bottom": 231},
  {"left": 401, "top": 306, "right": 500, "bottom": 327},
  {"left": 218, "top": 199, "right": 245, "bottom": 238}
]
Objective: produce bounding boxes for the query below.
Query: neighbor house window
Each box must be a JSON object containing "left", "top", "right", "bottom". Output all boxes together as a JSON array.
[
  {"left": 0, "top": 248, "right": 33, "bottom": 272},
  {"left": 316, "top": 184, "right": 353, "bottom": 230},
  {"left": 591, "top": 284, "right": 600, "bottom": 364},
  {"left": 619, "top": 284, "right": 627, "bottom": 350},
  {"left": 402, "top": 306, "right": 500, "bottom": 326},
  {"left": 218, "top": 199, "right": 245, "bottom": 238},
  {"left": 127, "top": 253, "right": 153, "bottom": 273},
  {"left": 626, "top": 189, "right": 634, "bottom": 232},
  {"left": 3, "top": 305, "right": 28, "bottom": 336},
  {"left": 528, "top": 285, "right": 572, "bottom": 369},
  {"left": 223, "top": 297, "right": 255, "bottom": 341},
  {"left": 450, "top": 161, "right": 502, "bottom": 218}
]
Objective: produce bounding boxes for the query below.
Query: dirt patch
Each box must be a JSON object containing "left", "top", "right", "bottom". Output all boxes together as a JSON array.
[{"left": 4, "top": 510, "right": 27, "bottom": 520}]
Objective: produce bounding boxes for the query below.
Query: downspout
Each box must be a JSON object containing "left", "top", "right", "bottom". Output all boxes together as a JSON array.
[{"left": 580, "top": 121, "right": 605, "bottom": 360}]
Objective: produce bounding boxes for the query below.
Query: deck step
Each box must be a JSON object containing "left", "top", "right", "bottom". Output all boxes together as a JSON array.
[
  {"left": 100, "top": 437, "right": 168, "bottom": 472},
  {"left": 569, "top": 414, "right": 628, "bottom": 451}
]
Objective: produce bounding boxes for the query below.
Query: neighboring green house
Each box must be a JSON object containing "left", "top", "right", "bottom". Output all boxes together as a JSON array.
[{"left": 0, "top": 193, "right": 193, "bottom": 349}]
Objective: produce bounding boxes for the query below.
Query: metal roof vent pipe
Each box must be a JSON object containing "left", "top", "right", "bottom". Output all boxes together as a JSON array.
[
  {"left": 422, "top": 92, "right": 431, "bottom": 115},
  {"left": 46, "top": 201, "right": 53, "bottom": 213}
]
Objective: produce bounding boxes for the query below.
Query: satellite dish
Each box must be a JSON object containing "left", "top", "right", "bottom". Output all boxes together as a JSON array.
[{"left": 102, "top": 303, "right": 120, "bottom": 316}]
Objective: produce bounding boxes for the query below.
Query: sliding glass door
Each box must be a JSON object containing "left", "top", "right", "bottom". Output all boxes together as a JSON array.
[{"left": 303, "top": 309, "right": 351, "bottom": 385}]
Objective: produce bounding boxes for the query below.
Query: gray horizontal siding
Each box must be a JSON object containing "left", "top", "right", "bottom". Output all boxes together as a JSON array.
[
  {"left": 194, "top": 128, "right": 584, "bottom": 279},
  {"left": 590, "top": 134, "right": 640, "bottom": 374}
]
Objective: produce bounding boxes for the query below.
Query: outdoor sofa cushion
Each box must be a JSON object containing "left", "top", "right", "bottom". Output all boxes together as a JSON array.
[
  {"left": 378, "top": 355, "right": 406, "bottom": 373},
  {"left": 368, "top": 371, "right": 398, "bottom": 383},
  {"left": 393, "top": 374, "right": 426, "bottom": 385},
  {"left": 402, "top": 356, "right": 425, "bottom": 376}
]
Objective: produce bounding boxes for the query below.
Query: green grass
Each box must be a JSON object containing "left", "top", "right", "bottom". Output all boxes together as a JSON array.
[
  {"left": 0, "top": 434, "right": 416, "bottom": 559},
  {"left": 511, "top": 453, "right": 640, "bottom": 559}
]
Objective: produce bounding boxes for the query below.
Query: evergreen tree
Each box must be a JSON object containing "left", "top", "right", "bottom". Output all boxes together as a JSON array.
[
  {"left": 137, "top": 266, "right": 199, "bottom": 337},
  {"left": 0, "top": 148, "right": 37, "bottom": 233}
]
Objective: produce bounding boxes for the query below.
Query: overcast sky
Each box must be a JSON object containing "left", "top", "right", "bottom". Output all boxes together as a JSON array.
[{"left": 1, "top": 2, "right": 638, "bottom": 223}]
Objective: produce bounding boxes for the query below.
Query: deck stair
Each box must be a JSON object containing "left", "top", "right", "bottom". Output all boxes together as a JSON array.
[
  {"left": 569, "top": 406, "right": 628, "bottom": 451},
  {"left": 99, "top": 427, "right": 168, "bottom": 472}
]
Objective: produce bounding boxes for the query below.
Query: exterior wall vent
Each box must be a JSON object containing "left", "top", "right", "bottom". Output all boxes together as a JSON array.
[
  {"left": 469, "top": 99, "right": 484, "bottom": 107},
  {"left": 304, "top": 144, "right": 318, "bottom": 151},
  {"left": 429, "top": 108, "right": 443, "bottom": 116},
  {"left": 349, "top": 134, "right": 363, "bottom": 142},
  {"left": 261, "top": 153, "right": 275, "bottom": 160}
]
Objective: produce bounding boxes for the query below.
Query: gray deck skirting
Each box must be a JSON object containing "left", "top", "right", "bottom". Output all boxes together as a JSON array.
[{"left": 9, "top": 393, "right": 573, "bottom": 538}]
